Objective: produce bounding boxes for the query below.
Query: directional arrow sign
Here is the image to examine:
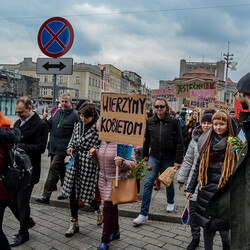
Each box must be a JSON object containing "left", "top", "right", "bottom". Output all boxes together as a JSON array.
[{"left": 36, "top": 58, "right": 73, "bottom": 75}]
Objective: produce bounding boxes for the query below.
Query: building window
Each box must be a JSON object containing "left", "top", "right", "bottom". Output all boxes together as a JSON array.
[
  {"left": 89, "top": 77, "right": 91, "bottom": 85},
  {"left": 96, "top": 80, "right": 97, "bottom": 87},
  {"left": 92, "top": 91, "right": 94, "bottom": 98},
  {"left": 44, "top": 75, "right": 48, "bottom": 82},
  {"left": 59, "top": 76, "right": 64, "bottom": 83},
  {"left": 75, "top": 91, "right": 78, "bottom": 98},
  {"left": 52, "top": 75, "right": 54, "bottom": 82},
  {"left": 88, "top": 90, "right": 91, "bottom": 98},
  {"left": 43, "top": 88, "right": 48, "bottom": 95},
  {"left": 92, "top": 79, "right": 94, "bottom": 86},
  {"left": 59, "top": 89, "right": 64, "bottom": 96},
  {"left": 98, "top": 81, "right": 100, "bottom": 88},
  {"left": 76, "top": 76, "right": 80, "bottom": 84}
]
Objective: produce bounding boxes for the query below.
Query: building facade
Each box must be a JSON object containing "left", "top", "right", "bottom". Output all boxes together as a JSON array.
[{"left": 0, "top": 58, "right": 102, "bottom": 105}]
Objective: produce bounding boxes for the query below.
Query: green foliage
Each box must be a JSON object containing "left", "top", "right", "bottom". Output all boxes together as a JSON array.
[
  {"left": 127, "top": 157, "right": 151, "bottom": 181},
  {"left": 227, "top": 136, "right": 244, "bottom": 155}
]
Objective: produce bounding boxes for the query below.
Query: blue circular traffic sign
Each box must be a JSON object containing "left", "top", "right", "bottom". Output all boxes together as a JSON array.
[{"left": 38, "top": 17, "right": 74, "bottom": 58}]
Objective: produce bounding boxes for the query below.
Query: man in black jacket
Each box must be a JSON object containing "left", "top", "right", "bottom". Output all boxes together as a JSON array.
[
  {"left": 36, "top": 93, "right": 79, "bottom": 204},
  {"left": 133, "top": 97, "right": 183, "bottom": 225},
  {"left": 9, "top": 96, "right": 48, "bottom": 247}
]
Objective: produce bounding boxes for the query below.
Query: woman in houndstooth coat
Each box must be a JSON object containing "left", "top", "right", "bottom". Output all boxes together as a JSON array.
[{"left": 62, "top": 102, "right": 101, "bottom": 237}]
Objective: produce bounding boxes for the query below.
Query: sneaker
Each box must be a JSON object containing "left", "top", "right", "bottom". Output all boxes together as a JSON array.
[
  {"left": 187, "top": 238, "right": 200, "bottom": 250},
  {"left": 57, "top": 195, "right": 67, "bottom": 200},
  {"left": 110, "top": 231, "right": 120, "bottom": 241},
  {"left": 97, "top": 243, "right": 109, "bottom": 250},
  {"left": 133, "top": 214, "right": 148, "bottom": 225},
  {"left": 96, "top": 206, "right": 103, "bottom": 226},
  {"left": 35, "top": 196, "right": 50, "bottom": 204},
  {"left": 65, "top": 218, "right": 79, "bottom": 237},
  {"left": 166, "top": 203, "right": 175, "bottom": 212}
]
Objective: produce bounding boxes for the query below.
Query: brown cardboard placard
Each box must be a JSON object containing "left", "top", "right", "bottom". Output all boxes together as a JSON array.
[
  {"left": 213, "top": 100, "right": 233, "bottom": 113},
  {"left": 189, "top": 89, "right": 216, "bottom": 109},
  {"left": 99, "top": 92, "right": 147, "bottom": 146},
  {"left": 150, "top": 88, "right": 177, "bottom": 103},
  {"left": 176, "top": 80, "right": 216, "bottom": 97}
]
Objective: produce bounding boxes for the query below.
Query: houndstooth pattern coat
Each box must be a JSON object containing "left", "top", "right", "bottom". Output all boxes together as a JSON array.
[{"left": 62, "top": 122, "right": 99, "bottom": 203}]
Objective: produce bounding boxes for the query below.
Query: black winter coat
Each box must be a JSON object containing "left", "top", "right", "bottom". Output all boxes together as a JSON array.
[
  {"left": 14, "top": 112, "right": 49, "bottom": 184},
  {"left": 47, "top": 108, "right": 79, "bottom": 156},
  {"left": 187, "top": 135, "right": 229, "bottom": 231},
  {"left": 143, "top": 113, "right": 184, "bottom": 163}
]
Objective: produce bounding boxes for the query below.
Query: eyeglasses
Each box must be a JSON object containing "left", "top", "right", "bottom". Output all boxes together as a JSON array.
[
  {"left": 154, "top": 105, "right": 166, "bottom": 109},
  {"left": 234, "top": 91, "right": 239, "bottom": 98}
]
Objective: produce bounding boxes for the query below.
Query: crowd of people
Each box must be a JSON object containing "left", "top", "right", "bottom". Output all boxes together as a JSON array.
[{"left": 0, "top": 72, "right": 250, "bottom": 250}]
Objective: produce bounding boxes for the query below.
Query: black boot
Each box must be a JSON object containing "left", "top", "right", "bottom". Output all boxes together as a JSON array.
[{"left": 187, "top": 238, "right": 199, "bottom": 250}]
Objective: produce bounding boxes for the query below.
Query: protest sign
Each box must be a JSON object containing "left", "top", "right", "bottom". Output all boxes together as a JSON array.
[
  {"left": 213, "top": 100, "right": 233, "bottom": 112},
  {"left": 189, "top": 89, "right": 216, "bottom": 109},
  {"left": 184, "top": 99, "right": 210, "bottom": 109},
  {"left": 99, "top": 92, "right": 147, "bottom": 146},
  {"left": 116, "top": 144, "right": 132, "bottom": 159},
  {"left": 176, "top": 80, "right": 216, "bottom": 97},
  {"left": 150, "top": 89, "right": 176, "bottom": 102}
]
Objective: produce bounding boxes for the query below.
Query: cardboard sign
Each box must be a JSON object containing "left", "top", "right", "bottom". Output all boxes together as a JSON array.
[
  {"left": 213, "top": 101, "right": 233, "bottom": 112},
  {"left": 99, "top": 93, "right": 147, "bottom": 146},
  {"left": 176, "top": 81, "right": 216, "bottom": 97},
  {"left": 189, "top": 89, "right": 216, "bottom": 109},
  {"left": 150, "top": 89, "right": 176, "bottom": 102},
  {"left": 184, "top": 99, "right": 211, "bottom": 109},
  {"left": 116, "top": 144, "right": 132, "bottom": 159}
]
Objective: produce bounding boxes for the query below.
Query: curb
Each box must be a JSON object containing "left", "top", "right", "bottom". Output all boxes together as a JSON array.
[{"left": 30, "top": 197, "right": 182, "bottom": 224}]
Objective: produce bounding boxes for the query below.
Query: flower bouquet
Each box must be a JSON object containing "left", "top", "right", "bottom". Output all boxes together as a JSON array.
[
  {"left": 127, "top": 157, "right": 152, "bottom": 181},
  {"left": 228, "top": 136, "right": 244, "bottom": 155}
]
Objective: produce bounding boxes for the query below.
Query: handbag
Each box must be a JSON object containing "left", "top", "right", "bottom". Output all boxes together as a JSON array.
[
  {"left": 158, "top": 166, "right": 177, "bottom": 187},
  {"left": 111, "top": 177, "right": 138, "bottom": 205}
]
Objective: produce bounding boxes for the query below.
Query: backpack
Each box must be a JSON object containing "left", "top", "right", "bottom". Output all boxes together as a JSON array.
[{"left": 0, "top": 145, "right": 33, "bottom": 192}]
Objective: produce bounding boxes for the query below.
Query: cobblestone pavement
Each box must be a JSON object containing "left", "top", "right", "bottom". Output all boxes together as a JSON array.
[
  {"left": 3, "top": 203, "right": 224, "bottom": 250},
  {"left": 4, "top": 116, "right": 224, "bottom": 249}
]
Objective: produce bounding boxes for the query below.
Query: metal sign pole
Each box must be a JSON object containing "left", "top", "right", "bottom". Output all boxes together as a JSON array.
[{"left": 52, "top": 74, "right": 57, "bottom": 107}]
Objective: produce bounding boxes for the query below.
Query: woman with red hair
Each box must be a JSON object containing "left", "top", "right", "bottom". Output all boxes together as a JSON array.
[
  {"left": 0, "top": 112, "right": 20, "bottom": 249},
  {"left": 186, "top": 111, "right": 237, "bottom": 250}
]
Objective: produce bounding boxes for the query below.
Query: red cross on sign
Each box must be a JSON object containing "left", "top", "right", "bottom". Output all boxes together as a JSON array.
[{"left": 38, "top": 17, "right": 74, "bottom": 58}]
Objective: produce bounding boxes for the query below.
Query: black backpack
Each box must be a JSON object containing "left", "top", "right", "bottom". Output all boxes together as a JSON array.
[{"left": 0, "top": 145, "right": 33, "bottom": 192}]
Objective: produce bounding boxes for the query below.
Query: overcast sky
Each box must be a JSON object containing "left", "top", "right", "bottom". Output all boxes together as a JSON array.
[{"left": 1, "top": 0, "right": 250, "bottom": 89}]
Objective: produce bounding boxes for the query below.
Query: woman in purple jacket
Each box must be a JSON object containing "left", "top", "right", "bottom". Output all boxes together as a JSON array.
[{"left": 90, "top": 141, "right": 136, "bottom": 250}]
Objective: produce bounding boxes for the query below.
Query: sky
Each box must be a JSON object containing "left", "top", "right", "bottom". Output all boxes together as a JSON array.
[{"left": 1, "top": 0, "right": 250, "bottom": 89}]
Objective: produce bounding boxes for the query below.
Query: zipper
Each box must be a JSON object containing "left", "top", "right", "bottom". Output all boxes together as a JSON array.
[
  {"left": 159, "top": 121, "right": 162, "bottom": 158},
  {"left": 103, "top": 143, "right": 108, "bottom": 193}
]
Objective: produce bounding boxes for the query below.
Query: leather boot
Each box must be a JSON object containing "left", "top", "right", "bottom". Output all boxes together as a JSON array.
[
  {"left": 65, "top": 218, "right": 79, "bottom": 237},
  {"left": 187, "top": 238, "right": 199, "bottom": 250}
]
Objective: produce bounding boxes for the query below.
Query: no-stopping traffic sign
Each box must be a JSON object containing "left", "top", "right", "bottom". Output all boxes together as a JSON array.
[{"left": 38, "top": 17, "right": 74, "bottom": 58}]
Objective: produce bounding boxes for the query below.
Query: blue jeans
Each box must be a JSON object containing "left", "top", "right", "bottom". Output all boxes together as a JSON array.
[{"left": 140, "top": 156, "right": 175, "bottom": 216}]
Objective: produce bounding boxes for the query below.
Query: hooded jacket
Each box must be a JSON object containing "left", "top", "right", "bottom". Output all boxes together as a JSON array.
[{"left": 177, "top": 125, "right": 201, "bottom": 201}]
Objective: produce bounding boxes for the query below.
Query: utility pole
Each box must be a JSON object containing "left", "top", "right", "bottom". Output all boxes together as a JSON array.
[{"left": 223, "top": 41, "right": 234, "bottom": 102}]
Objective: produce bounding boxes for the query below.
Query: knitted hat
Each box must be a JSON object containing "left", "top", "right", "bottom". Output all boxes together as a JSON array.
[
  {"left": 170, "top": 110, "right": 176, "bottom": 116},
  {"left": 237, "top": 72, "right": 250, "bottom": 94},
  {"left": 201, "top": 113, "right": 213, "bottom": 123}
]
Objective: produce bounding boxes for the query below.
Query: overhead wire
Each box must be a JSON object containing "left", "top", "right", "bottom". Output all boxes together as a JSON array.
[{"left": 0, "top": 3, "right": 250, "bottom": 20}]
